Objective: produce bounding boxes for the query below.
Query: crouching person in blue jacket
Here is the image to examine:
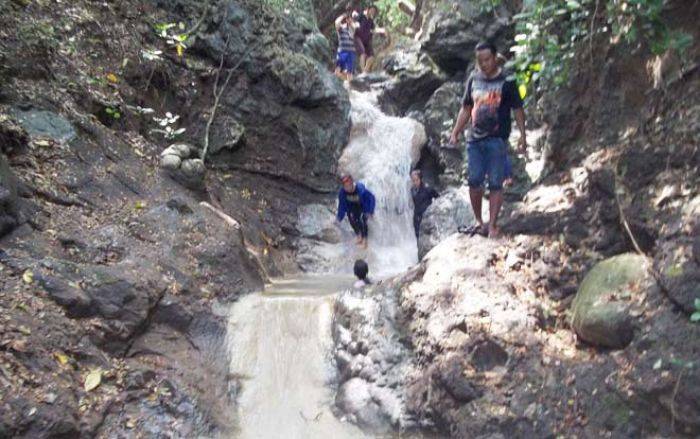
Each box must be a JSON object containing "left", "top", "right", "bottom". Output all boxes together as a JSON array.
[{"left": 337, "top": 174, "right": 376, "bottom": 249}]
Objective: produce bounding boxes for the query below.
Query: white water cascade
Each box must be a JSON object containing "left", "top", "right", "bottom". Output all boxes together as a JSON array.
[{"left": 224, "top": 90, "right": 425, "bottom": 439}]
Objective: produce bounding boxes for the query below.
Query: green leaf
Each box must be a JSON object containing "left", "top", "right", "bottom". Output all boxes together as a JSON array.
[{"left": 691, "top": 312, "right": 700, "bottom": 322}]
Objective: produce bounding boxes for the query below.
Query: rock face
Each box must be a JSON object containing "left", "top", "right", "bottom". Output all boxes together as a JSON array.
[
  {"left": 0, "top": 153, "right": 22, "bottom": 237},
  {"left": 177, "top": 0, "right": 351, "bottom": 192},
  {"left": 333, "top": 232, "right": 700, "bottom": 437},
  {"left": 418, "top": 185, "right": 474, "bottom": 258},
  {"left": 0, "top": 0, "right": 347, "bottom": 436},
  {"left": 377, "top": 41, "right": 447, "bottom": 116},
  {"left": 419, "top": 4, "right": 513, "bottom": 74},
  {"left": 571, "top": 253, "right": 653, "bottom": 349}
]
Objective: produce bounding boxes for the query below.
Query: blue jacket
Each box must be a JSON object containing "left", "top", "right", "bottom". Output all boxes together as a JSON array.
[{"left": 337, "top": 182, "right": 376, "bottom": 221}]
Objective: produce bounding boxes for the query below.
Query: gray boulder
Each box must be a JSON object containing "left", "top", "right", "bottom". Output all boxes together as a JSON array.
[
  {"left": 418, "top": 185, "right": 475, "bottom": 258},
  {"left": 378, "top": 41, "right": 447, "bottom": 116},
  {"left": 419, "top": 5, "right": 513, "bottom": 74},
  {"left": 9, "top": 108, "right": 76, "bottom": 143},
  {"left": 571, "top": 253, "right": 653, "bottom": 349}
]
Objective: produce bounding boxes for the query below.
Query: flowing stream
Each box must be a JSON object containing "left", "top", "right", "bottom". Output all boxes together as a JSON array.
[{"left": 224, "top": 90, "right": 424, "bottom": 438}]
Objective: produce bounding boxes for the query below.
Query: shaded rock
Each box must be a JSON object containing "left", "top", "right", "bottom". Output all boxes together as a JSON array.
[
  {"left": 296, "top": 203, "right": 341, "bottom": 242},
  {"left": 36, "top": 275, "right": 93, "bottom": 318},
  {"left": 349, "top": 73, "right": 391, "bottom": 92},
  {"left": 422, "top": 81, "right": 462, "bottom": 141},
  {"left": 124, "top": 369, "right": 156, "bottom": 390},
  {"left": 437, "top": 356, "right": 480, "bottom": 402},
  {"left": 471, "top": 339, "right": 508, "bottom": 371},
  {"left": 571, "top": 253, "right": 653, "bottom": 349},
  {"left": 208, "top": 116, "right": 245, "bottom": 155},
  {"left": 378, "top": 42, "right": 447, "bottom": 116},
  {"left": 419, "top": 7, "right": 513, "bottom": 74},
  {"left": 9, "top": 108, "right": 76, "bottom": 143},
  {"left": 0, "top": 153, "right": 22, "bottom": 237},
  {"left": 0, "top": 114, "right": 29, "bottom": 154},
  {"left": 418, "top": 185, "right": 475, "bottom": 258},
  {"left": 303, "top": 32, "right": 332, "bottom": 65}
]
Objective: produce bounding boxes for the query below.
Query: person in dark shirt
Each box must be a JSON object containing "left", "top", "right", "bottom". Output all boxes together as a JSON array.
[
  {"left": 353, "top": 259, "right": 372, "bottom": 289},
  {"left": 449, "top": 41, "right": 527, "bottom": 238},
  {"left": 351, "top": 5, "right": 385, "bottom": 73},
  {"left": 410, "top": 169, "right": 439, "bottom": 239},
  {"left": 336, "top": 174, "right": 376, "bottom": 248}
]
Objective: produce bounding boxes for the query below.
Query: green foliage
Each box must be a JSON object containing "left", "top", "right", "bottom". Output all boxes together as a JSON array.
[
  {"left": 154, "top": 22, "right": 190, "bottom": 57},
  {"left": 375, "top": 0, "right": 410, "bottom": 32},
  {"left": 503, "top": 0, "right": 693, "bottom": 97},
  {"left": 104, "top": 107, "right": 121, "bottom": 120},
  {"left": 691, "top": 298, "right": 700, "bottom": 323}
]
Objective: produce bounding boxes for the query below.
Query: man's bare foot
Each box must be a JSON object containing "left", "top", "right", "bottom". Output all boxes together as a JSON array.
[
  {"left": 488, "top": 225, "right": 500, "bottom": 239},
  {"left": 360, "top": 238, "right": 368, "bottom": 249},
  {"left": 355, "top": 235, "right": 363, "bottom": 244}
]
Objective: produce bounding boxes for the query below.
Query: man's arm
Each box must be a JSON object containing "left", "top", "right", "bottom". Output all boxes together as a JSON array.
[
  {"left": 514, "top": 107, "right": 527, "bottom": 155},
  {"left": 335, "top": 14, "right": 346, "bottom": 30},
  {"left": 449, "top": 105, "right": 472, "bottom": 145}
]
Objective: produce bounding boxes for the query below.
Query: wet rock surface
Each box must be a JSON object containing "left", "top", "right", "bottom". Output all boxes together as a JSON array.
[
  {"left": 0, "top": 0, "right": 345, "bottom": 436},
  {"left": 333, "top": 233, "right": 700, "bottom": 437},
  {"left": 417, "top": 185, "right": 474, "bottom": 258}
]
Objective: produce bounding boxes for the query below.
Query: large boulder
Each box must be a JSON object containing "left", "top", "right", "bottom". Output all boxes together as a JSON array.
[
  {"left": 377, "top": 41, "right": 447, "bottom": 116},
  {"left": 419, "top": 4, "right": 513, "bottom": 75},
  {"left": 418, "top": 185, "right": 475, "bottom": 258},
  {"left": 571, "top": 253, "right": 654, "bottom": 349}
]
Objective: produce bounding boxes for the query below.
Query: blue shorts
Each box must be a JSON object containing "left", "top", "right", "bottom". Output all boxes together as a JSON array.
[
  {"left": 467, "top": 137, "right": 507, "bottom": 191},
  {"left": 336, "top": 51, "right": 355, "bottom": 73}
]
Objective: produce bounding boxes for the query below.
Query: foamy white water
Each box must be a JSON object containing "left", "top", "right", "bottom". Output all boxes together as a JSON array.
[
  {"left": 225, "top": 91, "right": 425, "bottom": 438},
  {"left": 301, "top": 90, "right": 425, "bottom": 278}
]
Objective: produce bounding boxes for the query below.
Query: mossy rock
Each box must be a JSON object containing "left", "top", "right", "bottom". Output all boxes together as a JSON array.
[{"left": 571, "top": 253, "right": 653, "bottom": 349}]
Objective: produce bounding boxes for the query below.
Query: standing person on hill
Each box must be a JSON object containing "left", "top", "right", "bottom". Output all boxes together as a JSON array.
[
  {"left": 449, "top": 42, "right": 527, "bottom": 238},
  {"left": 336, "top": 174, "right": 376, "bottom": 249},
  {"left": 352, "top": 5, "right": 385, "bottom": 73},
  {"left": 410, "top": 169, "right": 439, "bottom": 240},
  {"left": 335, "top": 12, "right": 356, "bottom": 81}
]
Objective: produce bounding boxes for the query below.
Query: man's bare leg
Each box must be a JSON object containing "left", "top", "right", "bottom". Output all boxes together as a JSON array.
[
  {"left": 488, "top": 190, "right": 503, "bottom": 238},
  {"left": 365, "top": 56, "right": 375, "bottom": 72},
  {"left": 469, "top": 187, "right": 485, "bottom": 227},
  {"left": 360, "top": 54, "right": 367, "bottom": 72},
  {"left": 355, "top": 235, "right": 363, "bottom": 244}
]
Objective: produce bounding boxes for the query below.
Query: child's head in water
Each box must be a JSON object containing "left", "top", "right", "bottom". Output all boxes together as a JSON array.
[{"left": 353, "top": 259, "right": 370, "bottom": 287}]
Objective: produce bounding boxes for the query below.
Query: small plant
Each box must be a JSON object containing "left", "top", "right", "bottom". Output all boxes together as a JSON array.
[
  {"left": 691, "top": 298, "right": 700, "bottom": 323},
  {"left": 105, "top": 107, "right": 121, "bottom": 119},
  {"left": 154, "top": 22, "right": 190, "bottom": 57},
  {"left": 150, "top": 112, "right": 185, "bottom": 140}
]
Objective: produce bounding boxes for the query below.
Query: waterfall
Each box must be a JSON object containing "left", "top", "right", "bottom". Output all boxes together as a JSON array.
[
  {"left": 300, "top": 90, "right": 426, "bottom": 278},
  {"left": 224, "top": 90, "right": 426, "bottom": 438}
]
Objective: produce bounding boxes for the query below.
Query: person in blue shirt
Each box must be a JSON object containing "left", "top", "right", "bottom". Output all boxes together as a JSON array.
[{"left": 337, "top": 174, "right": 376, "bottom": 248}]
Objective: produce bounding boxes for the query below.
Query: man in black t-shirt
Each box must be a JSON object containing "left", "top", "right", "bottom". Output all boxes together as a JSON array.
[{"left": 449, "top": 42, "right": 527, "bottom": 238}]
